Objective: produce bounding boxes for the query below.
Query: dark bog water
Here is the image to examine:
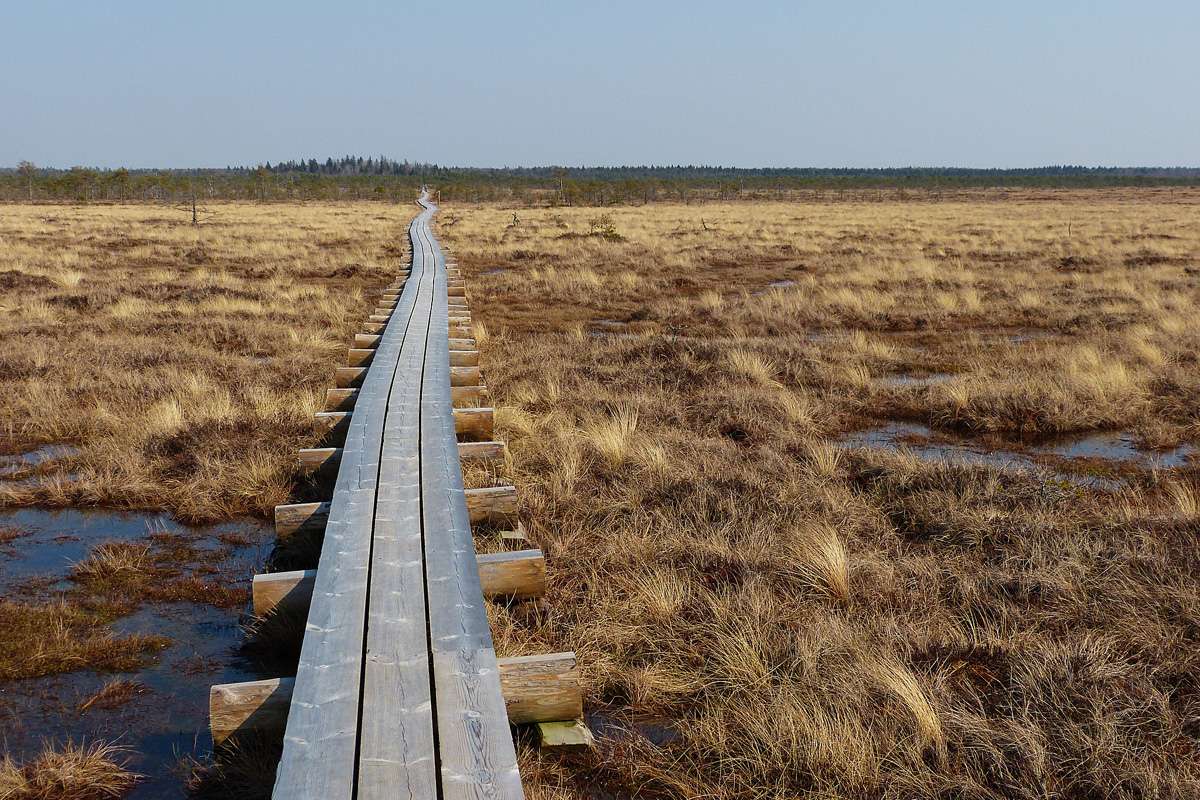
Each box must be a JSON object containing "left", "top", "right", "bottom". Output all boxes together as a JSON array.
[
  {"left": 838, "top": 422, "right": 1193, "bottom": 486},
  {"left": 0, "top": 508, "right": 272, "bottom": 799},
  {"left": 879, "top": 372, "right": 955, "bottom": 388},
  {"left": 1043, "top": 431, "right": 1194, "bottom": 468}
]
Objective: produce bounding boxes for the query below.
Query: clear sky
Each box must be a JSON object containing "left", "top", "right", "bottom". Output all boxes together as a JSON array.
[{"left": 2, "top": 1, "right": 1196, "bottom": 169}]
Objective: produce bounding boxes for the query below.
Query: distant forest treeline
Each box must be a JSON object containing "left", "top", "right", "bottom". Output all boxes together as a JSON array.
[{"left": 2, "top": 158, "right": 1198, "bottom": 205}]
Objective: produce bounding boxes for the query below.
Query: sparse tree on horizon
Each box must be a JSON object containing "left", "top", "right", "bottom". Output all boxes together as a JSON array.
[{"left": 17, "top": 160, "right": 36, "bottom": 202}]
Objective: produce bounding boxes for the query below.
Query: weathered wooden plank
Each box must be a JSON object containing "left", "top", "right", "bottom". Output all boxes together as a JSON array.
[
  {"left": 273, "top": 205, "right": 429, "bottom": 799},
  {"left": 355, "top": 203, "right": 437, "bottom": 800},
  {"left": 210, "top": 652, "right": 579, "bottom": 743},
  {"left": 417, "top": 201, "right": 524, "bottom": 799}
]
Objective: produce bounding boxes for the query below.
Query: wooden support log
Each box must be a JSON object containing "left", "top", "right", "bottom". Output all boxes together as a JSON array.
[
  {"left": 298, "top": 440, "right": 504, "bottom": 472},
  {"left": 449, "top": 286, "right": 466, "bottom": 297},
  {"left": 465, "top": 485, "right": 518, "bottom": 525},
  {"left": 457, "top": 440, "right": 506, "bottom": 463},
  {"left": 450, "top": 366, "right": 481, "bottom": 387},
  {"left": 251, "top": 549, "right": 544, "bottom": 616},
  {"left": 210, "top": 652, "right": 579, "bottom": 744},
  {"left": 355, "top": 333, "right": 381, "bottom": 348},
  {"left": 274, "top": 501, "right": 330, "bottom": 538},
  {"left": 313, "top": 410, "right": 351, "bottom": 439},
  {"left": 475, "top": 549, "right": 545, "bottom": 600},
  {"left": 453, "top": 406, "right": 494, "bottom": 440},
  {"left": 298, "top": 447, "right": 339, "bottom": 471},
  {"left": 318, "top": 407, "right": 492, "bottom": 444},
  {"left": 452, "top": 385, "right": 489, "bottom": 405},
  {"left": 335, "top": 366, "right": 366, "bottom": 388},
  {"left": 449, "top": 350, "right": 479, "bottom": 367},
  {"left": 361, "top": 321, "right": 385, "bottom": 334},
  {"left": 373, "top": 306, "right": 394, "bottom": 316},
  {"left": 275, "top": 486, "right": 511, "bottom": 535},
  {"left": 449, "top": 337, "right": 476, "bottom": 350},
  {"left": 368, "top": 313, "right": 390, "bottom": 322},
  {"left": 324, "top": 388, "right": 357, "bottom": 411},
  {"left": 346, "top": 348, "right": 375, "bottom": 367}
]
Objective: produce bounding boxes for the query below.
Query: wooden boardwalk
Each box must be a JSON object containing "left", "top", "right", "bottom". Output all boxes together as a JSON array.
[{"left": 209, "top": 193, "right": 589, "bottom": 798}]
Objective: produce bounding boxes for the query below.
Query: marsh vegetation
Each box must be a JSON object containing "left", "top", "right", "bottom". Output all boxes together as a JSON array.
[
  {"left": 0, "top": 203, "right": 406, "bottom": 796},
  {"left": 438, "top": 191, "right": 1200, "bottom": 799},
  {"left": 2, "top": 191, "right": 1197, "bottom": 798}
]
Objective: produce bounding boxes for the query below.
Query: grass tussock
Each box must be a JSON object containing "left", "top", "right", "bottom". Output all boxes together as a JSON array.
[
  {"left": 0, "top": 740, "right": 137, "bottom": 800},
  {"left": 0, "top": 599, "right": 168, "bottom": 681},
  {"left": 438, "top": 194, "right": 1200, "bottom": 799}
]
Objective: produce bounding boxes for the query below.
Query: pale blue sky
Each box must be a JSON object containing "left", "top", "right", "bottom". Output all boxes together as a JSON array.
[{"left": 2, "top": 1, "right": 1196, "bottom": 168}]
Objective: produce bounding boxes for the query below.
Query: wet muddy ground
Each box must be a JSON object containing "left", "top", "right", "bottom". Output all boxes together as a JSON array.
[
  {"left": 838, "top": 420, "right": 1195, "bottom": 487},
  {"left": 0, "top": 506, "right": 272, "bottom": 798}
]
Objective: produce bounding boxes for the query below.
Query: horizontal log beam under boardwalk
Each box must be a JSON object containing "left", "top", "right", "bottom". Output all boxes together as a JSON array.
[
  {"left": 314, "top": 410, "right": 352, "bottom": 438},
  {"left": 210, "top": 652, "right": 579, "bottom": 744},
  {"left": 454, "top": 407, "right": 494, "bottom": 440},
  {"left": 449, "top": 337, "right": 476, "bottom": 350},
  {"left": 457, "top": 440, "right": 506, "bottom": 463},
  {"left": 450, "top": 366, "right": 481, "bottom": 386},
  {"left": 316, "top": 407, "right": 493, "bottom": 444},
  {"left": 449, "top": 350, "right": 479, "bottom": 367},
  {"left": 335, "top": 367, "right": 367, "bottom": 388},
  {"left": 464, "top": 485, "right": 519, "bottom": 525},
  {"left": 451, "top": 385, "right": 489, "bottom": 405},
  {"left": 251, "top": 549, "right": 545, "bottom": 616},
  {"left": 324, "top": 388, "right": 357, "bottom": 411},
  {"left": 355, "top": 334, "right": 381, "bottom": 348},
  {"left": 361, "top": 321, "right": 385, "bottom": 334},
  {"left": 298, "top": 447, "right": 339, "bottom": 471},
  {"left": 346, "top": 348, "right": 375, "bottom": 367},
  {"left": 475, "top": 550, "right": 546, "bottom": 600},
  {"left": 274, "top": 501, "right": 331, "bottom": 538},
  {"left": 368, "top": 313, "right": 391, "bottom": 322},
  {"left": 299, "top": 440, "right": 504, "bottom": 472}
]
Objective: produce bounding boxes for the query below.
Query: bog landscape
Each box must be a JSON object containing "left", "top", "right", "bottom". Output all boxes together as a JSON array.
[
  {"left": 0, "top": 172, "right": 1197, "bottom": 799},
  {"left": 2, "top": 5, "right": 1198, "bottom": 798}
]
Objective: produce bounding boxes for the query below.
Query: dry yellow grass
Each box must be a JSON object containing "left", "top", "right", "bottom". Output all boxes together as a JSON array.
[
  {"left": 0, "top": 202, "right": 410, "bottom": 521},
  {"left": 0, "top": 740, "right": 137, "bottom": 799},
  {"left": 438, "top": 191, "right": 1200, "bottom": 799}
]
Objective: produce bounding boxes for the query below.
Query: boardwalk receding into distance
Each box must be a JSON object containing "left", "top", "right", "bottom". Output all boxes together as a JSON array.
[{"left": 209, "top": 193, "right": 589, "bottom": 798}]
